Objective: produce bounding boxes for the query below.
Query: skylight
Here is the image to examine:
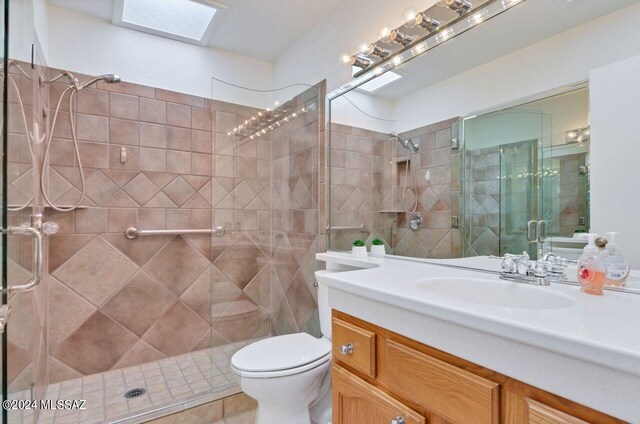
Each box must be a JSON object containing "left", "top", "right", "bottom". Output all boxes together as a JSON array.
[
  {"left": 113, "top": 0, "right": 219, "bottom": 45},
  {"left": 358, "top": 71, "right": 402, "bottom": 93}
]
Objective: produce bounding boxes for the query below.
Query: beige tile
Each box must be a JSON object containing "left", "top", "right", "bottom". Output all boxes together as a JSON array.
[
  {"left": 74, "top": 207, "right": 108, "bottom": 233},
  {"left": 85, "top": 171, "right": 119, "bottom": 205},
  {"left": 142, "top": 301, "right": 209, "bottom": 356},
  {"left": 48, "top": 234, "right": 95, "bottom": 272},
  {"left": 140, "top": 147, "right": 167, "bottom": 172},
  {"left": 192, "top": 107, "right": 212, "bottom": 131},
  {"left": 76, "top": 88, "right": 109, "bottom": 116},
  {"left": 78, "top": 142, "right": 109, "bottom": 169},
  {"left": 163, "top": 177, "right": 196, "bottom": 207},
  {"left": 144, "top": 237, "right": 210, "bottom": 296},
  {"left": 213, "top": 239, "right": 267, "bottom": 289},
  {"left": 48, "top": 278, "right": 97, "bottom": 349},
  {"left": 140, "top": 97, "right": 166, "bottom": 124},
  {"left": 191, "top": 130, "right": 212, "bottom": 153},
  {"left": 167, "top": 150, "right": 191, "bottom": 174},
  {"left": 112, "top": 340, "right": 165, "bottom": 370},
  {"left": 167, "top": 102, "right": 192, "bottom": 128},
  {"left": 102, "top": 233, "right": 173, "bottom": 267},
  {"left": 109, "top": 92, "right": 139, "bottom": 120},
  {"left": 167, "top": 126, "right": 191, "bottom": 151},
  {"left": 53, "top": 312, "right": 138, "bottom": 375},
  {"left": 215, "top": 111, "right": 236, "bottom": 134},
  {"left": 52, "top": 236, "right": 138, "bottom": 306},
  {"left": 77, "top": 114, "right": 109, "bottom": 142},
  {"left": 223, "top": 393, "right": 257, "bottom": 417},
  {"left": 139, "top": 209, "right": 166, "bottom": 229},
  {"left": 179, "top": 267, "right": 212, "bottom": 322},
  {"left": 156, "top": 88, "right": 204, "bottom": 108},
  {"left": 192, "top": 153, "right": 212, "bottom": 176},
  {"left": 97, "top": 80, "right": 155, "bottom": 98},
  {"left": 214, "top": 155, "right": 234, "bottom": 177},
  {"left": 110, "top": 118, "right": 139, "bottom": 146},
  {"left": 108, "top": 208, "right": 137, "bottom": 232},
  {"left": 140, "top": 122, "right": 167, "bottom": 148},
  {"left": 146, "top": 400, "right": 223, "bottom": 424},
  {"left": 285, "top": 271, "right": 316, "bottom": 329},
  {"left": 102, "top": 271, "right": 176, "bottom": 336},
  {"left": 123, "top": 173, "right": 160, "bottom": 205}
]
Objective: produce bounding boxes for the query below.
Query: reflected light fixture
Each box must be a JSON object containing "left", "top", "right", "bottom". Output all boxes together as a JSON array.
[
  {"left": 339, "top": 0, "right": 528, "bottom": 75},
  {"left": 446, "top": 0, "right": 472, "bottom": 14}
]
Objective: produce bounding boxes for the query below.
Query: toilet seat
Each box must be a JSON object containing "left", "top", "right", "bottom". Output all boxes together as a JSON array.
[{"left": 232, "top": 333, "right": 331, "bottom": 378}]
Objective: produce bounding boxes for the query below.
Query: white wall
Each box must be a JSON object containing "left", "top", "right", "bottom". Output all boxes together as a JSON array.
[
  {"left": 271, "top": 0, "right": 435, "bottom": 101},
  {"left": 590, "top": 55, "right": 640, "bottom": 269},
  {"left": 9, "top": 0, "right": 48, "bottom": 62},
  {"left": 330, "top": 91, "right": 396, "bottom": 134},
  {"left": 46, "top": 6, "right": 274, "bottom": 107},
  {"left": 392, "top": 2, "right": 640, "bottom": 132}
]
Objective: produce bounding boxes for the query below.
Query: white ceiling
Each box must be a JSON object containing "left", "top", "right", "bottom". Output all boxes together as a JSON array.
[
  {"left": 46, "top": 0, "right": 345, "bottom": 62},
  {"left": 351, "top": 0, "right": 640, "bottom": 99}
]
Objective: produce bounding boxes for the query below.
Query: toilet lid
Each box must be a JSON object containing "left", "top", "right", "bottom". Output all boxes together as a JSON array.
[{"left": 232, "top": 333, "right": 331, "bottom": 372}]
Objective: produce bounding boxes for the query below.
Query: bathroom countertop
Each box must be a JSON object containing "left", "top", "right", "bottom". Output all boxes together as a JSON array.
[{"left": 317, "top": 251, "right": 640, "bottom": 422}]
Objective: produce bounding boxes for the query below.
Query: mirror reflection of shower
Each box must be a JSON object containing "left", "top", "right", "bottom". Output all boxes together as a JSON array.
[
  {"left": 40, "top": 71, "right": 121, "bottom": 212},
  {"left": 390, "top": 132, "right": 419, "bottom": 213}
]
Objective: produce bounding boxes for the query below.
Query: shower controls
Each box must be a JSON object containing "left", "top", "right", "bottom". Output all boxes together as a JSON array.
[
  {"left": 120, "top": 147, "right": 128, "bottom": 164},
  {"left": 409, "top": 215, "right": 423, "bottom": 231}
]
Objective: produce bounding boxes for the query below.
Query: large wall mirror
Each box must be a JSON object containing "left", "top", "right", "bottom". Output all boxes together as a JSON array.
[{"left": 326, "top": 0, "right": 640, "bottom": 291}]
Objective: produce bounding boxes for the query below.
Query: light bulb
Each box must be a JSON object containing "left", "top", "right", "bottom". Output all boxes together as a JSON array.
[
  {"left": 340, "top": 54, "right": 352, "bottom": 65},
  {"left": 356, "top": 39, "right": 370, "bottom": 55},
  {"left": 401, "top": 7, "right": 418, "bottom": 27},
  {"left": 379, "top": 24, "right": 393, "bottom": 43},
  {"left": 392, "top": 56, "right": 403, "bottom": 67}
]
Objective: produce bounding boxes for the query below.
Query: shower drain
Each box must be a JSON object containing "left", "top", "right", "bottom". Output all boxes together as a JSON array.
[{"left": 124, "top": 388, "right": 147, "bottom": 399}]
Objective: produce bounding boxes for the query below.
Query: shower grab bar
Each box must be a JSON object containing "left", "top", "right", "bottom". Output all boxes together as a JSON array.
[
  {"left": 1, "top": 225, "right": 43, "bottom": 294},
  {"left": 124, "top": 226, "right": 225, "bottom": 240},
  {"left": 326, "top": 224, "right": 369, "bottom": 234}
]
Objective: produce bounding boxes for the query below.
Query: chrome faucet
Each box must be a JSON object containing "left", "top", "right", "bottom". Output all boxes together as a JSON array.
[
  {"left": 499, "top": 251, "right": 575, "bottom": 286},
  {"left": 500, "top": 252, "right": 550, "bottom": 286}
]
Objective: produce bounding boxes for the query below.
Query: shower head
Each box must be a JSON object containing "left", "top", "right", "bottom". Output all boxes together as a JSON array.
[
  {"left": 77, "top": 74, "right": 121, "bottom": 90},
  {"left": 389, "top": 133, "right": 419, "bottom": 153}
]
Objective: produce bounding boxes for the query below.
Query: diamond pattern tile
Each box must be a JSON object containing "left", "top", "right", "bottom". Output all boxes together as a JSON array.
[
  {"left": 53, "top": 236, "right": 138, "bottom": 306},
  {"left": 101, "top": 271, "right": 176, "bottom": 336},
  {"left": 213, "top": 238, "right": 268, "bottom": 290},
  {"left": 163, "top": 176, "right": 196, "bottom": 207},
  {"left": 144, "top": 237, "right": 209, "bottom": 296},
  {"left": 123, "top": 173, "right": 160, "bottom": 205}
]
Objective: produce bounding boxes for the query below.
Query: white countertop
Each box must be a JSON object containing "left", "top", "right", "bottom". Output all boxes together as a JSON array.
[{"left": 317, "top": 252, "right": 640, "bottom": 422}]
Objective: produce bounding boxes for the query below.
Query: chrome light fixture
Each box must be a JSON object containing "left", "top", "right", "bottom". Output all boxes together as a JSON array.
[
  {"left": 227, "top": 99, "right": 317, "bottom": 140},
  {"left": 339, "top": 0, "right": 528, "bottom": 77},
  {"left": 446, "top": 0, "right": 472, "bottom": 14}
]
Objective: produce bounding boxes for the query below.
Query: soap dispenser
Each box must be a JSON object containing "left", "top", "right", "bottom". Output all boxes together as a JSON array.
[
  {"left": 577, "top": 234, "right": 605, "bottom": 295},
  {"left": 600, "top": 232, "right": 630, "bottom": 287}
]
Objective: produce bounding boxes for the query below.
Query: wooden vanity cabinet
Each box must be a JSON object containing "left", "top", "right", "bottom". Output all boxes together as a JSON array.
[{"left": 331, "top": 310, "right": 625, "bottom": 424}]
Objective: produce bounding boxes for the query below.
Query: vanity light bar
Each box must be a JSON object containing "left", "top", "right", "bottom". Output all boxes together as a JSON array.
[
  {"left": 227, "top": 101, "right": 317, "bottom": 140},
  {"left": 340, "top": 0, "right": 527, "bottom": 75}
]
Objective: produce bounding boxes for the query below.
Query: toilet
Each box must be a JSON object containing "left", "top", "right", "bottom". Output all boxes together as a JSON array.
[{"left": 231, "top": 270, "right": 334, "bottom": 424}]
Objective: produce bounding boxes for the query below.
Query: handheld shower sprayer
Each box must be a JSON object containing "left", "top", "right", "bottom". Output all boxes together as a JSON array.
[
  {"left": 41, "top": 71, "right": 121, "bottom": 212},
  {"left": 390, "top": 133, "right": 419, "bottom": 213}
]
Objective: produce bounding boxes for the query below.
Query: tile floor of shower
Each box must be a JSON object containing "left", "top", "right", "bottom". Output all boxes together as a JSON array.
[{"left": 9, "top": 340, "right": 257, "bottom": 424}]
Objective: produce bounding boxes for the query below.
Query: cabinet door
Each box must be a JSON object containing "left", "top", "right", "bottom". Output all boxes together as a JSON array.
[
  {"left": 526, "top": 398, "right": 589, "bottom": 424},
  {"left": 333, "top": 365, "right": 425, "bottom": 424}
]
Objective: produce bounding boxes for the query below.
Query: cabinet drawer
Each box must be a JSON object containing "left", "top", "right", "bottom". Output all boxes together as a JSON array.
[
  {"left": 333, "top": 365, "right": 426, "bottom": 424},
  {"left": 332, "top": 318, "right": 376, "bottom": 378},
  {"left": 385, "top": 339, "right": 499, "bottom": 424},
  {"left": 526, "top": 398, "right": 589, "bottom": 424}
]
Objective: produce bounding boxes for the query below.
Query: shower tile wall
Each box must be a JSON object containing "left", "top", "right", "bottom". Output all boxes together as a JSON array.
[
  {"left": 40, "top": 69, "right": 322, "bottom": 383},
  {"left": 464, "top": 146, "right": 501, "bottom": 257},
  {"left": 555, "top": 153, "right": 589, "bottom": 236},
  {"left": 393, "top": 119, "right": 462, "bottom": 259},
  {"left": 328, "top": 118, "right": 461, "bottom": 259},
  {"left": 328, "top": 123, "right": 394, "bottom": 251}
]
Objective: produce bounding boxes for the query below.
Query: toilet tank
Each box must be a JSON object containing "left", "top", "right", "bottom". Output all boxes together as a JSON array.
[{"left": 315, "top": 271, "right": 332, "bottom": 340}]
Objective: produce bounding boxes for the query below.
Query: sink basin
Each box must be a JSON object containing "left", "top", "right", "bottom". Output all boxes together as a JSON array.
[{"left": 415, "top": 277, "right": 575, "bottom": 310}]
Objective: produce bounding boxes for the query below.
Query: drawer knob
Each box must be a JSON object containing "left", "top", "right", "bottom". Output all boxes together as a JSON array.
[
  {"left": 340, "top": 343, "right": 354, "bottom": 355},
  {"left": 390, "top": 417, "right": 405, "bottom": 424}
]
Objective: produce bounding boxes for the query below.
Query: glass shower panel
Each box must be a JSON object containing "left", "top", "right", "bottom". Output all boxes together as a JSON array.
[{"left": 463, "top": 110, "right": 546, "bottom": 258}]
